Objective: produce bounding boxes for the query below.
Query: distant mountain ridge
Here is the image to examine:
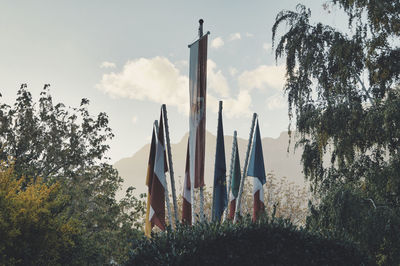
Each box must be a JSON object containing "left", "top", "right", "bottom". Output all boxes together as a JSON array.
[{"left": 114, "top": 131, "right": 304, "bottom": 197}]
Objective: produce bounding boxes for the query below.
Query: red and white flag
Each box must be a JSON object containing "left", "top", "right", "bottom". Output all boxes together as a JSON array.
[
  {"left": 149, "top": 111, "right": 168, "bottom": 230},
  {"left": 188, "top": 34, "right": 208, "bottom": 189}
]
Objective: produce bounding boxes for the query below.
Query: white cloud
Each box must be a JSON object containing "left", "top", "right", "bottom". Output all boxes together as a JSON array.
[
  {"left": 100, "top": 61, "right": 116, "bottom": 69},
  {"left": 266, "top": 93, "right": 287, "bottom": 110},
  {"left": 211, "top": 37, "right": 224, "bottom": 49},
  {"left": 96, "top": 56, "right": 250, "bottom": 117},
  {"left": 229, "top": 33, "right": 241, "bottom": 41},
  {"left": 175, "top": 60, "right": 188, "bottom": 68},
  {"left": 131, "top": 115, "right": 138, "bottom": 124},
  {"left": 207, "top": 59, "right": 229, "bottom": 97},
  {"left": 238, "top": 64, "right": 286, "bottom": 91},
  {"left": 207, "top": 90, "right": 252, "bottom": 118},
  {"left": 96, "top": 56, "right": 188, "bottom": 113},
  {"left": 97, "top": 58, "right": 287, "bottom": 119},
  {"left": 245, "top": 32, "right": 254, "bottom": 37},
  {"left": 229, "top": 67, "right": 238, "bottom": 77},
  {"left": 223, "top": 90, "right": 252, "bottom": 118},
  {"left": 263, "top": 42, "right": 272, "bottom": 52}
]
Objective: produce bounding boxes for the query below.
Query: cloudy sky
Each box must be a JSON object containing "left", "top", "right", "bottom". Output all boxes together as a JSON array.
[{"left": 0, "top": 1, "right": 347, "bottom": 162}]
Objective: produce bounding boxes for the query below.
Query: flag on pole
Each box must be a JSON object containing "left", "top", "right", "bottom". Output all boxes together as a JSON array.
[
  {"left": 182, "top": 141, "right": 192, "bottom": 225},
  {"left": 149, "top": 112, "right": 169, "bottom": 230},
  {"left": 247, "top": 120, "right": 266, "bottom": 222},
  {"left": 145, "top": 125, "right": 157, "bottom": 237},
  {"left": 229, "top": 140, "right": 241, "bottom": 220},
  {"left": 188, "top": 33, "right": 208, "bottom": 189},
  {"left": 212, "top": 105, "right": 227, "bottom": 222}
]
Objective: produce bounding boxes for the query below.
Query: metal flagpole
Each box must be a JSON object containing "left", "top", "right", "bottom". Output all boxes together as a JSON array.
[
  {"left": 224, "top": 130, "right": 237, "bottom": 222},
  {"left": 198, "top": 18, "right": 205, "bottom": 223},
  {"left": 234, "top": 113, "right": 257, "bottom": 223},
  {"left": 155, "top": 117, "right": 173, "bottom": 227},
  {"left": 162, "top": 104, "right": 179, "bottom": 226}
]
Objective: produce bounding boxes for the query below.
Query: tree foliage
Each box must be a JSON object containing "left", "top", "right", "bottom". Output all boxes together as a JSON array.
[
  {"left": 0, "top": 162, "right": 80, "bottom": 265},
  {"left": 0, "top": 85, "right": 145, "bottom": 265},
  {"left": 273, "top": 1, "right": 400, "bottom": 264}
]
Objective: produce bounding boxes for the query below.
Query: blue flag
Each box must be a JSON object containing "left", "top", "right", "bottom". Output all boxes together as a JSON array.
[
  {"left": 212, "top": 107, "right": 227, "bottom": 222},
  {"left": 247, "top": 120, "right": 266, "bottom": 184}
]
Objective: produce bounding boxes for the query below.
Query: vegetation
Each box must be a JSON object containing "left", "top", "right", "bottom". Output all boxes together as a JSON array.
[
  {"left": 0, "top": 85, "right": 145, "bottom": 265},
  {"left": 0, "top": 163, "right": 80, "bottom": 265},
  {"left": 6, "top": 1, "right": 400, "bottom": 263},
  {"left": 174, "top": 173, "right": 309, "bottom": 226},
  {"left": 273, "top": 1, "right": 400, "bottom": 264},
  {"left": 128, "top": 216, "right": 370, "bottom": 266}
]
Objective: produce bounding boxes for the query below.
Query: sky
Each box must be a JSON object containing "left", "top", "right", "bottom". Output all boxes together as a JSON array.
[{"left": 0, "top": 1, "right": 347, "bottom": 163}]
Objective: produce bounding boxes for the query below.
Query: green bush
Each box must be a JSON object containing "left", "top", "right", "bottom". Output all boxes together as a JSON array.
[{"left": 127, "top": 216, "right": 371, "bottom": 266}]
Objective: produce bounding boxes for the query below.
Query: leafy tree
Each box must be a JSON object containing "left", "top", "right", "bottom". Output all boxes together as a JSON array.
[
  {"left": 273, "top": 1, "right": 400, "bottom": 264},
  {"left": 0, "top": 85, "right": 145, "bottom": 265},
  {"left": 0, "top": 162, "right": 80, "bottom": 265}
]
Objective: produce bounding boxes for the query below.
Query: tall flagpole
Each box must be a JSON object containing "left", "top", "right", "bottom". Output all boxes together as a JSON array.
[
  {"left": 234, "top": 113, "right": 257, "bottom": 223},
  {"left": 224, "top": 130, "right": 237, "bottom": 222},
  {"left": 198, "top": 19, "right": 205, "bottom": 223},
  {"left": 155, "top": 116, "right": 173, "bottom": 227},
  {"left": 162, "top": 104, "right": 179, "bottom": 226}
]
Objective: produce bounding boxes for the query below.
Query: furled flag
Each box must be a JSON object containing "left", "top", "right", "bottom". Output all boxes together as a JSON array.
[
  {"left": 229, "top": 140, "right": 241, "bottom": 220},
  {"left": 188, "top": 33, "right": 208, "bottom": 189},
  {"left": 247, "top": 120, "right": 266, "bottom": 222},
  {"left": 149, "top": 111, "right": 169, "bottom": 230},
  {"left": 212, "top": 105, "right": 227, "bottom": 222},
  {"left": 182, "top": 141, "right": 192, "bottom": 225},
  {"left": 145, "top": 125, "right": 157, "bottom": 237}
]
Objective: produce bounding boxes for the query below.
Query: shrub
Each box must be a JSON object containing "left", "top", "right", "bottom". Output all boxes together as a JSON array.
[{"left": 127, "top": 216, "right": 371, "bottom": 266}]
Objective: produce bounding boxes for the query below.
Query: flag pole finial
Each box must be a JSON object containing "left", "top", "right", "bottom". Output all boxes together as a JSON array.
[{"left": 199, "top": 19, "right": 204, "bottom": 37}]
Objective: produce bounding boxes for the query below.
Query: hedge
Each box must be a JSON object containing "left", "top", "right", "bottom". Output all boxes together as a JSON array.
[{"left": 127, "top": 216, "right": 371, "bottom": 266}]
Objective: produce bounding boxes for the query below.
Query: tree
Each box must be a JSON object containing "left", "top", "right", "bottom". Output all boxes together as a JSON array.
[
  {"left": 0, "top": 162, "right": 80, "bottom": 265},
  {"left": 273, "top": 1, "right": 400, "bottom": 264},
  {"left": 0, "top": 85, "right": 145, "bottom": 264}
]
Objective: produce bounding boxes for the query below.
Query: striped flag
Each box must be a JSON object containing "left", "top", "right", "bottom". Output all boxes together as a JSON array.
[
  {"left": 247, "top": 120, "right": 266, "bottom": 222},
  {"left": 145, "top": 126, "right": 157, "bottom": 237},
  {"left": 149, "top": 111, "right": 169, "bottom": 230},
  {"left": 212, "top": 106, "right": 227, "bottom": 222},
  {"left": 229, "top": 140, "right": 241, "bottom": 220},
  {"left": 182, "top": 141, "right": 191, "bottom": 225},
  {"left": 188, "top": 34, "right": 208, "bottom": 189}
]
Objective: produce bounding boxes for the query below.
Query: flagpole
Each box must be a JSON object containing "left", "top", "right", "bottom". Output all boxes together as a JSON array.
[
  {"left": 198, "top": 18, "right": 205, "bottom": 223},
  {"left": 234, "top": 113, "right": 257, "bottom": 223},
  {"left": 162, "top": 104, "right": 179, "bottom": 226},
  {"left": 224, "top": 130, "right": 237, "bottom": 222},
  {"left": 155, "top": 117, "right": 173, "bottom": 228}
]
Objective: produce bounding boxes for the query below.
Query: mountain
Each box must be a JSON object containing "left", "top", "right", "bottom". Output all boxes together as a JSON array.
[{"left": 114, "top": 131, "right": 305, "bottom": 198}]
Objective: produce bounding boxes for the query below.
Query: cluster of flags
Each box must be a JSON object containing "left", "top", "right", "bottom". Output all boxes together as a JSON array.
[
  {"left": 144, "top": 20, "right": 267, "bottom": 236},
  {"left": 145, "top": 111, "right": 169, "bottom": 236},
  {"left": 144, "top": 106, "right": 267, "bottom": 236}
]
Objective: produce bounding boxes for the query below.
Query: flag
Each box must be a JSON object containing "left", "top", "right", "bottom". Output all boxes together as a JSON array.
[
  {"left": 247, "top": 120, "right": 266, "bottom": 222},
  {"left": 145, "top": 126, "right": 157, "bottom": 237},
  {"left": 149, "top": 111, "right": 169, "bottom": 230},
  {"left": 182, "top": 141, "right": 191, "bottom": 225},
  {"left": 229, "top": 140, "right": 241, "bottom": 220},
  {"left": 188, "top": 34, "right": 208, "bottom": 189},
  {"left": 212, "top": 106, "right": 227, "bottom": 222}
]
